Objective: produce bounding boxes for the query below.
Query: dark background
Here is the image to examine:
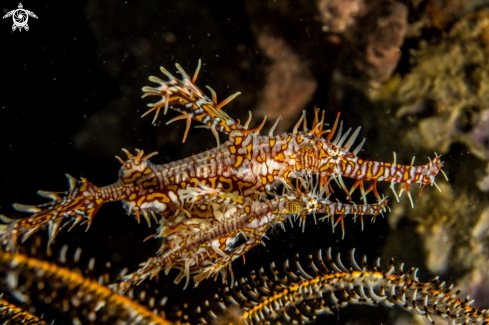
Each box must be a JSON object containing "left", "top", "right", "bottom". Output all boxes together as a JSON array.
[{"left": 1, "top": 1, "right": 393, "bottom": 323}]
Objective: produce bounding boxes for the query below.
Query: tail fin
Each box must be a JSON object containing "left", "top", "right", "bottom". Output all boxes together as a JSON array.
[{"left": 0, "top": 174, "right": 104, "bottom": 251}]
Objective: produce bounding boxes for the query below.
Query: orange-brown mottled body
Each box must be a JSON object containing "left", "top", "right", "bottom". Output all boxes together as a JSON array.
[
  {"left": 0, "top": 61, "right": 446, "bottom": 265},
  {"left": 119, "top": 180, "right": 388, "bottom": 291}
]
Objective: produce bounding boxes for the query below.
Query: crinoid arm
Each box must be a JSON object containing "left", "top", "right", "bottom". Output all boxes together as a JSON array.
[
  {"left": 195, "top": 248, "right": 487, "bottom": 325},
  {"left": 0, "top": 295, "right": 47, "bottom": 324},
  {"left": 0, "top": 174, "right": 105, "bottom": 251},
  {"left": 142, "top": 60, "right": 244, "bottom": 140},
  {"left": 0, "top": 248, "right": 172, "bottom": 325}
]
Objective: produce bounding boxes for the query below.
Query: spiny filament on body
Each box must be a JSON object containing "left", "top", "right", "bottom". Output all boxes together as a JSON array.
[
  {"left": 141, "top": 59, "right": 242, "bottom": 142},
  {"left": 0, "top": 175, "right": 103, "bottom": 251},
  {"left": 118, "top": 178, "right": 388, "bottom": 292},
  {"left": 0, "top": 59, "right": 448, "bottom": 297},
  {"left": 142, "top": 60, "right": 447, "bottom": 204}
]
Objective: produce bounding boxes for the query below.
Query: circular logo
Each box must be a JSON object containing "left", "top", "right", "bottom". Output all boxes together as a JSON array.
[
  {"left": 13, "top": 9, "right": 28, "bottom": 28},
  {"left": 2, "top": 3, "right": 38, "bottom": 32}
]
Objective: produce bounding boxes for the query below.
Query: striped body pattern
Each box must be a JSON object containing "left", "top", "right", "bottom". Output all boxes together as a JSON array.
[
  {"left": 140, "top": 61, "right": 446, "bottom": 200},
  {"left": 194, "top": 249, "right": 488, "bottom": 325},
  {"left": 0, "top": 176, "right": 103, "bottom": 251},
  {"left": 119, "top": 179, "right": 389, "bottom": 291},
  {"left": 0, "top": 59, "right": 447, "bottom": 295},
  {"left": 0, "top": 119, "right": 443, "bottom": 251}
]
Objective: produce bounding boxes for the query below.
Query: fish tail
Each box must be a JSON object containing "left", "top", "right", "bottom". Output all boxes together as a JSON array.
[{"left": 0, "top": 174, "right": 105, "bottom": 251}]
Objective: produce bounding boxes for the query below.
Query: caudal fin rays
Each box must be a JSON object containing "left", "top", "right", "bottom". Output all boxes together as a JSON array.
[{"left": 0, "top": 174, "right": 105, "bottom": 251}]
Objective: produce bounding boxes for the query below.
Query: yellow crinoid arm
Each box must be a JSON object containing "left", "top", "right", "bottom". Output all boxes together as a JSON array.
[
  {"left": 0, "top": 249, "right": 172, "bottom": 325},
  {"left": 198, "top": 248, "right": 487, "bottom": 325},
  {"left": 0, "top": 296, "right": 48, "bottom": 324}
]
